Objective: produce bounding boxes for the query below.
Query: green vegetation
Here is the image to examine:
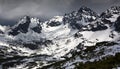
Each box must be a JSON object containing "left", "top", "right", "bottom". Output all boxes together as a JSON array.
[{"left": 76, "top": 53, "right": 120, "bottom": 69}]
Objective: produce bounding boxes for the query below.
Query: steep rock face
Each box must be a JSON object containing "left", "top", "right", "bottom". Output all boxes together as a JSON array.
[
  {"left": 115, "top": 16, "right": 120, "bottom": 32},
  {"left": 63, "top": 6, "right": 99, "bottom": 29},
  {"left": 30, "top": 18, "right": 42, "bottom": 33},
  {"left": 31, "top": 26, "right": 42, "bottom": 33},
  {"left": 101, "top": 6, "right": 120, "bottom": 18},
  {"left": 8, "top": 16, "right": 42, "bottom": 36},
  {"left": 84, "top": 21, "right": 108, "bottom": 31},
  {"left": 100, "top": 6, "right": 120, "bottom": 33},
  {"left": 101, "top": 6, "right": 120, "bottom": 25},
  {"left": 8, "top": 16, "right": 31, "bottom": 36}
]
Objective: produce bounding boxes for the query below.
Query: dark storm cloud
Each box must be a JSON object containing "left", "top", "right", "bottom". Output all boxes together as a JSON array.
[
  {"left": 0, "top": 0, "right": 75, "bottom": 20},
  {"left": 0, "top": 0, "right": 120, "bottom": 25}
]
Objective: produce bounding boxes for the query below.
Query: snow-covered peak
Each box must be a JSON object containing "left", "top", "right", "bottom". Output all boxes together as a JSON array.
[
  {"left": 15, "top": 16, "right": 40, "bottom": 28},
  {"left": 78, "top": 6, "right": 98, "bottom": 16},
  {"left": 8, "top": 16, "right": 42, "bottom": 36},
  {"left": 44, "top": 16, "right": 64, "bottom": 28},
  {"left": 0, "top": 25, "right": 7, "bottom": 33},
  {"left": 108, "top": 6, "right": 120, "bottom": 14},
  {"left": 29, "top": 17, "right": 40, "bottom": 28},
  {"left": 18, "top": 16, "right": 31, "bottom": 25},
  {"left": 101, "top": 6, "right": 120, "bottom": 19},
  {"left": 8, "top": 16, "right": 31, "bottom": 36},
  {"left": 50, "top": 16, "right": 63, "bottom": 22},
  {"left": 63, "top": 6, "right": 98, "bottom": 30},
  {"left": 64, "top": 6, "right": 98, "bottom": 21}
]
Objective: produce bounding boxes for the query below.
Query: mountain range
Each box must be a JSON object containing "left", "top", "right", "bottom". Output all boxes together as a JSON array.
[{"left": 0, "top": 6, "right": 120, "bottom": 69}]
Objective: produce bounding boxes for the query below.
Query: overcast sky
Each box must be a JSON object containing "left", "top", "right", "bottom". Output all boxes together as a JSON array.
[{"left": 0, "top": 0, "right": 120, "bottom": 25}]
